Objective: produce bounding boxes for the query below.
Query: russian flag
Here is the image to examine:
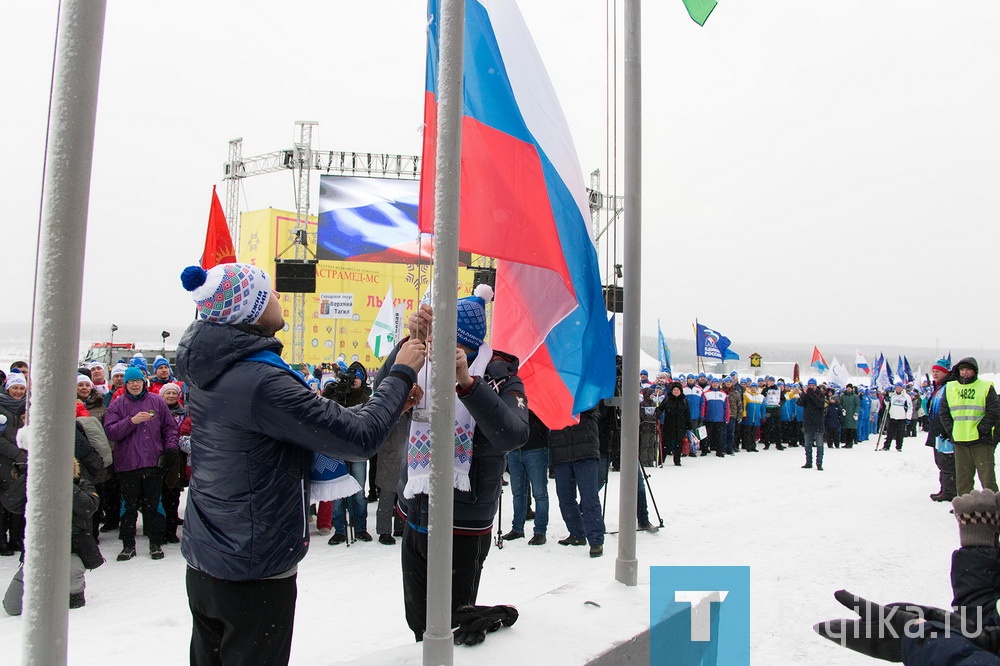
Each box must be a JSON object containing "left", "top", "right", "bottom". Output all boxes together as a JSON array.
[
  {"left": 855, "top": 350, "right": 870, "bottom": 375},
  {"left": 418, "top": 0, "right": 616, "bottom": 428}
]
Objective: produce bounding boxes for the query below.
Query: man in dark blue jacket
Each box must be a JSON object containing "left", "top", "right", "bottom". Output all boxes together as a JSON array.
[{"left": 176, "top": 263, "right": 426, "bottom": 666}]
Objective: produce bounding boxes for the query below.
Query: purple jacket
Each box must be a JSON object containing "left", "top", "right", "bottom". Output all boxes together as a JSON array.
[{"left": 104, "top": 390, "right": 178, "bottom": 472}]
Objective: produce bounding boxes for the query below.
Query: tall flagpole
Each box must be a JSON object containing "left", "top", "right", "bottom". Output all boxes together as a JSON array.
[
  {"left": 24, "top": 1, "right": 107, "bottom": 664},
  {"left": 424, "top": 0, "right": 463, "bottom": 663},
  {"left": 616, "top": 0, "right": 641, "bottom": 587}
]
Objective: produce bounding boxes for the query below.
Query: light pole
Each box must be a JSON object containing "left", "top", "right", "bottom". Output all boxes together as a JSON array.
[
  {"left": 160, "top": 330, "right": 170, "bottom": 355},
  {"left": 110, "top": 324, "right": 118, "bottom": 346}
]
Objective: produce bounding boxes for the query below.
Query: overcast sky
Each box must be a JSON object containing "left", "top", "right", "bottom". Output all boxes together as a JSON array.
[{"left": 4, "top": 1, "right": 998, "bottom": 351}]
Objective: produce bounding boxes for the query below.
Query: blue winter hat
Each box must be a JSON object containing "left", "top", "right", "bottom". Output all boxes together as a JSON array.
[
  {"left": 698, "top": 372, "right": 706, "bottom": 379},
  {"left": 894, "top": 381, "right": 903, "bottom": 387},
  {"left": 129, "top": 357, "right": 148, "bottom": 374},
  {"left": 153, "top": 357, "right": 171, "bottom": 371},
  {"left": 456, "top": 284, "right": 493, "bottom": 350},
  {"left": 123, "top": 367, "right": 144, "bottom": 384},
  {"left": 807, "top": 378, "right": 818, "bottom": 386}
]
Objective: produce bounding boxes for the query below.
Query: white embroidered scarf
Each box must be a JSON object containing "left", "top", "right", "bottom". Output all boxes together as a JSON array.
[{"left": 403, "top": 343, "right": 492, "bottom": 499}]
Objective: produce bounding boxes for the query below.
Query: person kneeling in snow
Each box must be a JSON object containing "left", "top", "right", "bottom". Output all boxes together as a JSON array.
[
  {"left": 814, "top": 489, "right": 1000, "bottom": 663},
  {"left": 387, "top": 285, "right": 529, "bottom": 645}
]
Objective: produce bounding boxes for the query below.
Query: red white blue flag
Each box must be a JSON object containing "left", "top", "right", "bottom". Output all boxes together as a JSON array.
[
  {"left": 418, "top": 0, "right": 616, "bottom": 428},
  {"left": 855, "top": 350, "right": 870, "bottom": 375}
]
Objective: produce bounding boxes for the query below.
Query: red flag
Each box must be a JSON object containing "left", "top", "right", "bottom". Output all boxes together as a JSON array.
[
  {"left": 810, "top": 346, "right": 829, "bottom": 373},
  {"left": 793, "top": 363, "right": 800, "bottom": 384},
  {"left": 202, "top": 186, "right": 236, "bottom": 269}
]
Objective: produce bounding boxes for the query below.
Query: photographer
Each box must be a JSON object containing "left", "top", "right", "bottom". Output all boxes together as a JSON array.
[{"left": 317, "top": 362, "right": 374, "bottom": 543}]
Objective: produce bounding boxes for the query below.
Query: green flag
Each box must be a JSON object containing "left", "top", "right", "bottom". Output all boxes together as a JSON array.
[{"left": 683, "top": 0, "right": 716, "bottom": 26}]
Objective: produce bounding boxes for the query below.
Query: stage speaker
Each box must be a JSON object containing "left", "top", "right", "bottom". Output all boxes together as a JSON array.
[
  {"left": 473, "top": 268, "right": 496, "bottom": 290},
  {"left": 603, "top": 284, "right": 624, "bottom": 313},
  {"left": 274, "top": 259, "right": 318, "bottom": 294}
]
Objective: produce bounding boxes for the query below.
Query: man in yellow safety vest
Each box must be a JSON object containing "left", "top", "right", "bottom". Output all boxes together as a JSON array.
[{"left": 940, "top": 357, "right": 1000, "bottom": 496}]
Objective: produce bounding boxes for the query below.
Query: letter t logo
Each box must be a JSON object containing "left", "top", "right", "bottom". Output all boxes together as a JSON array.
[{"left": 675, "top": 591, "right": 729, "bottom": 641}]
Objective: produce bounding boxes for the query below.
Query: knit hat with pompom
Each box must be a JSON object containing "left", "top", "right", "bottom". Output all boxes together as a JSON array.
[
  {"left": 456, "top": 284, "right": 494, "bottom": 350},
  {"left": 181, "top": 263, "right": 271, "bottom": 325}
]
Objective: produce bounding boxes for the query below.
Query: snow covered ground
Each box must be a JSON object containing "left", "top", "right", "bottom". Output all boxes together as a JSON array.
[{"left": 0, "top": 431, "right": 966, "bottom": 664}]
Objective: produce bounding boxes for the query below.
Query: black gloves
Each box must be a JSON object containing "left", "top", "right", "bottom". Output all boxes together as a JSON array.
[
  {"left": 451, "top": 604, "right": 518, "bottom": 646},
  {"left": 813, "top": 590, "right": 924, "bottom": 662},
  {"left": 814, "top": 590, "right": 1000, "bottom": 661},
  {"left": 157, "top": 448, "right": 180, "bottom": 470}
]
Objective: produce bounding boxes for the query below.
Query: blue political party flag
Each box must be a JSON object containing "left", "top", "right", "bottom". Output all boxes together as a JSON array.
[{"left": 696, "top": 322, "right": 733, "bottom": 361}]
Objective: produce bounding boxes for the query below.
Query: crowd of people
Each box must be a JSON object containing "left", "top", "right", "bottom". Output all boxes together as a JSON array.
[
  {"left": 635, "top": 360, "right": 998, "bottom": 483},
  {"left": 2, "top": 257, "right": 998, "bottom": 664}
]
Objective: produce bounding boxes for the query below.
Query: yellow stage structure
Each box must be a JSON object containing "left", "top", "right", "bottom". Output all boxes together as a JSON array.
[{"left": 238, "top": 208, "right": 479, "bottom": 368}]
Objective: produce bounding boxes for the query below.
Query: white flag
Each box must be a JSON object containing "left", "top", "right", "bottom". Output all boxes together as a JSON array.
[{"left": 368, "top": 285, "right": 396, "bottom": 358}]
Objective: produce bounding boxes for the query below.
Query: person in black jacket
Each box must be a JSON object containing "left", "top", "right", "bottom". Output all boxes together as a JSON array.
[
  {"left": 656, "top": 382, "right": 690, "bottom": 467},
  {"left": 799, "top": 379, "right": 826, "bottom": 470},
  {"left": 176, "top": 263, "right": 426, "bottom": 666},
  {"left": 388, "top": 285, "right": 530, "bottom": 643},
  {"left": 550, "top": 407, "right": 605, "bottom": 557}
]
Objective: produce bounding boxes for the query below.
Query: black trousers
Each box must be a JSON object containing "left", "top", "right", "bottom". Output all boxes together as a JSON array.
[
  {"left": 118, "top": 467, "right": 165, "bottom": 548},
  {"left": 935, "top": 448, "right": 957, "bottom": 499},
  {"left": 705, "top": 422, "right": 724, "bottom": 456},
  {"left": 162, "top": 486, "right": 182, "bottom": 536},
  {"left": 96, "top": 473, "right": 120, "bottom": 529},
  {"left": 187, "top": 567, "right": 297, "bottom": 666},
  {"left": 885, "top": 419, "right": 906, "bottom": 449},
  {"left": 401, "top": 525, "right": 492, "bottom": 641}
]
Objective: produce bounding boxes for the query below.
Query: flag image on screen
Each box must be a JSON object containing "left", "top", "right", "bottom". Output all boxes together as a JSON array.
[{"left": 317, "top": 177, "right": 428, "bottom": 263}]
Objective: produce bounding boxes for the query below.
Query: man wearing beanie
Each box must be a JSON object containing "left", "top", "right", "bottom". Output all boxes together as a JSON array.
[
  {"left": 149, "top": 357, "right": 184, "bottom": 399},
  {"left": 927, "top": 358, "right": 958, "bottom": 502},
  {"left": 103, "top": 366, "right": 179, "bottom": 562},
  {"left": 175, "top": 263, "right": 426, "bottom": 665},
  {"left": 384, "top": 284, "right": 529, "bottom": 643},
  {"left": 940, "top": 357, "right": 1000, "bottom": 496}
]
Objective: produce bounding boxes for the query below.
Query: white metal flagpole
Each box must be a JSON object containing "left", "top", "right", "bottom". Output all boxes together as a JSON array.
[
  {"left": 23, "top": 1, "right": 107, "bottom": 664},
  {"left": 424, "top": 0, "right": 464, "bottom": 663}
]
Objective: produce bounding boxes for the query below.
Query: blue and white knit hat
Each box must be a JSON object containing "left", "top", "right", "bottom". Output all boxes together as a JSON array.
[
  {"left": 181, "top": 263, "right": 271, "bottom": 325},
  {"left": 456, "top": 284, "right": 493, "bottom": 349}
]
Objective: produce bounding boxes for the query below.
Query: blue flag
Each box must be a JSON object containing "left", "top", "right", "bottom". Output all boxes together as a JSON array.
[
  {"left": 903, "top": 356, "right": 914, "bottom": 383},
  {"left": 695, "top": 322, "right": 733, "bottom": 361},
  {"left": 657, "top": 320, "right": 671, "bottom": 373}
]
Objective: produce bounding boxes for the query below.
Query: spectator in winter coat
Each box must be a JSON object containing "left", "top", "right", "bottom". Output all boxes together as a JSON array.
[
  {"left": 388, "top": 285, "right": 528, "bottom": 642},
  {"left": 638, "top": 387, "right": 659, "bottom": 465},
  {"left": 550, "top": 407, "right": 605, "bottom": 558},
  {"left": 741, "top": 383, "right": 764, "bottom": 452},
  {"left": 176, "top": 262, "right": 425, "bottom": 665},
  {"left": 656, "top": 382, "right": 689, "bottom": 466},
  {"left": 103, "top": 367, "right": 179, "bottom": 561},
  {"left": 503, "top": 409, "right": 550, "bottom": 545},
  {"left": 926, "top": 359, "right": 958, "bottom": 502},
  {"left": 76, "top": 374, "right": 106, "bottom": 423},
  {"left": 149, "top": 357, "right": 183, "bottom": 399},
  {"left": 0, "top": 371, "right": 27, "bottom": 556},
  {"left": 703, "top": 378, "right": 729, "bottom": 458},
  {"left": 761, "top": 377, "right": 784, "bottom": 450},
  {"left": 940, "top": 357, "right": 1000, "bottom": 496},
  {"left": 683, "top": 376, "right": 705, "bottom": 431},
  {"left": 2, "top": 459, "right": 103, "bottom": 615},
  {"left": 723, "top": 376, "right": 741, "bottom": 455},
  {"left": 159, "top": 383, "right": 190, "bottom": 543},
  {"left": 799, "top": 379, "right": 826, "bottom": 470},
  {"left": 882, "top": 382, "right": 913, "bottom": 451},
  {"left": 839, "top": 384, "right": 860, "bottom": 447},
  {"left": 824, "top": 394, "right": 842, "bottom": 449},
  {"left": 103, "top": 363, "right": 127, "bottom": 407}
]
